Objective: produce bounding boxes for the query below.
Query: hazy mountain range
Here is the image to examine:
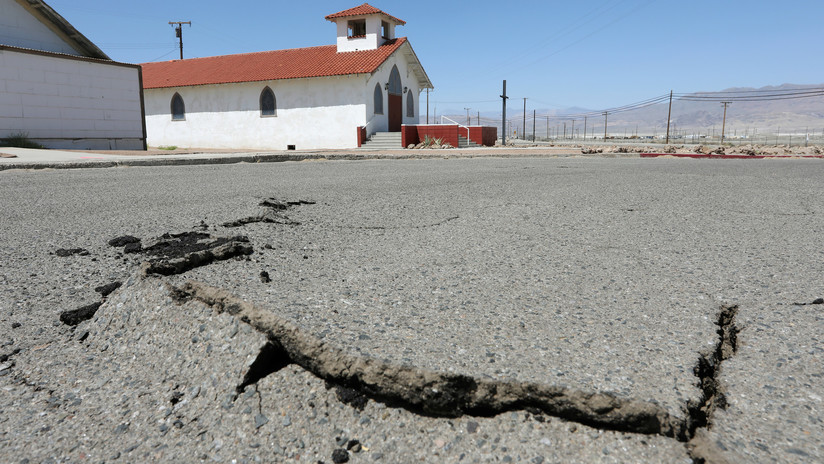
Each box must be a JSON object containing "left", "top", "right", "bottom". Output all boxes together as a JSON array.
[{"left": 448, "top": 84, "right": 824, "bottom": 136}]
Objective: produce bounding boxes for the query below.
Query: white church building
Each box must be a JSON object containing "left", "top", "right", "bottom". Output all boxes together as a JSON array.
[
  {"left": 0, "top": 0, "right": 146, "bottom": 150},
  {"left": 141, "top": 4, "right": 433, "bottom": 150}
]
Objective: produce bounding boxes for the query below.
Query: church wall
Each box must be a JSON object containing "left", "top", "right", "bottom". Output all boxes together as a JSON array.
[
  {"left": 363, "top": 49, "right": 421, "bottom": 136},
  {"left": 0, "top": 47, "right": 145, "bottom": 149},
  {"left": 143, "top": 75, "right": 367, "bottom": 150},
  {"left": 0, "top": 0, "right": 81, "bottom": 55}
]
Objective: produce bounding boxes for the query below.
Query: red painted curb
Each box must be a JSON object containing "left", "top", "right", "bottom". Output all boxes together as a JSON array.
[{"left": 640, "top": 153, "right": 824, "bottom": 159}]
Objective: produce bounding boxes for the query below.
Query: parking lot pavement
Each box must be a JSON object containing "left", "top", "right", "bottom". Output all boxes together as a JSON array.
[{"left": 1, "top": 157, "right": 821, "bottom": 463}]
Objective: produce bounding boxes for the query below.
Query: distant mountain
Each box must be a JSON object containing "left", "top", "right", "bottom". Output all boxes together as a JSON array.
[
  {"left": 599, "top": 84, "right": 824, "bottom": 136},
  {"left": 445, "top": 84, "right": 824, "bottom": 137}
]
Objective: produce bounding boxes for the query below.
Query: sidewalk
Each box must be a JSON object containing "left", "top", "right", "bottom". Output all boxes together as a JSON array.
[{"left": 0, "top": 146, "right": 595, "bottom": 170}]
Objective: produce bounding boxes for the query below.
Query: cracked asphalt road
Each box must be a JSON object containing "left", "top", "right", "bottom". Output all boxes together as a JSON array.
[{"left": 1, "top": 157, "right": 822, "bottom": 463}]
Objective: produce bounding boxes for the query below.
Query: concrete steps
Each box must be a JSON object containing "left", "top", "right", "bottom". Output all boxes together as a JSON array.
[
  {"left": 361, "top": 132, "right": 402, "bottom": 149},
  {"left": 458, "top": 135, "right": 480, "bottom": 148}
]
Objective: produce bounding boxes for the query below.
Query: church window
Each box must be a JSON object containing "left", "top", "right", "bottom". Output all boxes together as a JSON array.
[
  {"left": 388, "top": 65, "right": 402, "bottom": 94},
  {"left": 406, "top": 91, "right": 414, "bottom": 117},
  {"left": 348, "top": 19, "right": 366, "bottom": 38},
  {"left": 260, "top": 87, "right": 276, "bottom": 117},
  {"left": 171, "top": 93, "right": 185, "bottom": 121},
  {"left": 373, "top": 84, "right": 383, "bottom": 114}
]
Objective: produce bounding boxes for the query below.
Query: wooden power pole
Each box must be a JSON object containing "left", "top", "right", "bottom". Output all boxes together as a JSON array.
[
  {"left": 720, "top": 101, "right": 731, "bottom": 144},
  {"left": 169, "top": 21, "right": 191, "bottom": 59}
]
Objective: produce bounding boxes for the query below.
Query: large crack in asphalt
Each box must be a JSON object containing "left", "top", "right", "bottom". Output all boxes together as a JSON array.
[
  {"left": 685, "top": 305, "right": 740, "bottom": 464},
  {"left": 166, "top": 278, "right": 742, "bottom": 463},
  {"left": 46, "top": 196, "right": 745, "bottom": 462},
  {"left": 169, "top": 280, "right": 688, "bottom": 439}
]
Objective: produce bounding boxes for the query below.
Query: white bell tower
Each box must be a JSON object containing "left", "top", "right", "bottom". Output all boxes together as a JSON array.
[{"left": 325, "top": 4, "right": 405, "bottom": 53}]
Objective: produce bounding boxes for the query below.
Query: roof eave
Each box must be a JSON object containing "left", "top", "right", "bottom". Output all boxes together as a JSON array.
[
  {"left": 17, "top": 0, "right": 110, "bottom": 60},
  {"left": 143, "top": 72, "right": 374, "bottom": 91},
  {"left": 398, "top": 41, "right": 433, "bottom": 90}
]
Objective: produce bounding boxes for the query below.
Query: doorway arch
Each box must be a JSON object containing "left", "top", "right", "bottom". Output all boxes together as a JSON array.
[{"left": 387, "top": 65, "right": 402, "bottom": 132}]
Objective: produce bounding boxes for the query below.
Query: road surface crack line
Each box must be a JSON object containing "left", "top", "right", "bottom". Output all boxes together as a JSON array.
[
  {"left": 342, "top": 215, "right": 460, "bottom": 230},
  {"left": 170, "top": 281, "right": 687, "bottom": 438},
  {"left": 685, "top": 305, "right": 740, "bottom": 463},
  {"left": 222, "top": 198, "right": 314, "bottom": 228}
]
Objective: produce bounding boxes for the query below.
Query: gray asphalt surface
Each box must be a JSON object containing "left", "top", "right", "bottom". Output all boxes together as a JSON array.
[{"left": 1, "top": 157, "right": 822, "bottom": 463}]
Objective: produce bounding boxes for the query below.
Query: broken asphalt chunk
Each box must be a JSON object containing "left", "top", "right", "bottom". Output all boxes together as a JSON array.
[
  {"left": 141, "top": 236, "right": 253, "bottom": 276},
  {"left": 94, "top": 281, "right": 122, "bottom": 297},
  {"left": 107, "top": 235, "right": 141, "bottom": 247},
  {"left": 54, "top": 248, "right": 90, "bottom": 257},
  {"left": 60, "top": 301, "right": 103, "bottom": 326}
]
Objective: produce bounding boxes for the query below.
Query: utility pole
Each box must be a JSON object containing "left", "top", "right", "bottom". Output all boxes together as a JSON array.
[
  {"left": 720, "top": 101, "right": 731, "bottom": 144},
  {"left": 477, "top": 111, "right": 480, "bottom": 126},
  {"left": 169, "top": 21, "right": 191, "bottom": 59},
  {"left": 426, "top": 89, "right": 430, "bottom": 124},
  {"left": 603, "top": 112, "right": 608, "bottom": 141},
  {"left": 665, "top": 90, "right": 673, "bottom": 144},
  {"left": 571, "top": 119, "right": 575, "bottom": 140},
  {"left": 464, "top": 108, "right": 471, "bottom": 126},
  {"left": 532, "top": 110, "right": 536, "bottom": 142},
  {"left": 563, "top": 122, "right": 566, "bottom": 139},
  {"left": 522, "top": 98, "right": 527, "bottom": 140},
  {"left": 583, "top": 116, "right": 587, "bottom": 141},
  {"left": 500, "top": 80, "right": 509, "bottom": 145}
]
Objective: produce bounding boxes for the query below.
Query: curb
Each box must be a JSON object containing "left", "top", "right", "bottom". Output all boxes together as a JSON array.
[
  {"left": 640, "top": 153, "right": 824, "bottom": 160},
  {"left": 0, "top": 151, "right": 640, "bottom": 171}
]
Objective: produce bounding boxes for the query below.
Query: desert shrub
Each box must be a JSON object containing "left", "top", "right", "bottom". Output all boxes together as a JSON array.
[{"left": 0, "top": 132, "right": 44, "bottom": 149}]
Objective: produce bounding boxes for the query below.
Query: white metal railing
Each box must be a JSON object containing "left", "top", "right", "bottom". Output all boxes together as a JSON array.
[
  {"left": 440, "top": 116, "right": 471, "bottom": 146},
  {"left": 440, "top": 115, "right": 468, "bottom": 129}
]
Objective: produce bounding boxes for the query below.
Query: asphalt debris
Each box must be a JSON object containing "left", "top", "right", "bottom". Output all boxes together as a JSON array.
[
  {"left": 54, "top": 248, "right": 90, "bottom": 257},
  {"left": 140, "top": 233, "right": 253, "bottom": 276},
  {"left": 333, "top": 385, "right": 369, "bottom": 411},
  {"left": 59, "top": 301, "right": 103, "bottom": 326},
  {"left": 331, "top": 448, "right": 350, "bottom": 463},
  {"left": 94, "top": 281, "right": 122, "bottom": 297},
  {"left": 222, "top": 197, "right": 315, "bottom": 228}
]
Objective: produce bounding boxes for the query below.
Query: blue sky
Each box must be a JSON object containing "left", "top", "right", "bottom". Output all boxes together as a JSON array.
[{"left": 46, "top": 0, "right": 824, "bottom": 114}]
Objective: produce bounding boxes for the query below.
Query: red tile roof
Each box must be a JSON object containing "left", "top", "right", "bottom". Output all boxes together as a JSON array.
[
  {"left": 141, "top": 38, "right": 407, "bottom": 89},
  {"left": 325, "top": 3, "right": 405, "bottom": 25}
]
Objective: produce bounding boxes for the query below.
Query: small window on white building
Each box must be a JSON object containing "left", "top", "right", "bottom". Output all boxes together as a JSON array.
[
  {"left": 374, "top": 84, "right": 383, "bottom": 115},
  {"left": 171, "top": 93, "right": 185, "bottom": 121},
  {"left": 381, "top": 21, "right": 389, "bottom": 39},
  {"left": 407, "top": 91, "right": 415, "bottom": 118},
  {"left": 260, "top": 87, "right": 276, "bottom": 117},
  {"left": 348, "top": 19, "right": 366, "bottom": 38}
]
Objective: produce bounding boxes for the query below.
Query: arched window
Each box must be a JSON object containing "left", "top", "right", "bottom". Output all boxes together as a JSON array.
[
  {"left": 260, "top": 87, "right": 276, "bottom": 117},
  {"left": 406, "top": 91, "right": 414, "bottom": 117},
  {"left": 388, "top": 65, "right": 402, "bottom": 95},
  {"left": 171, "top": 93, "right": 185, "bottom": 121},
  {"left": 373, "top": 84, "right": 383, "bottom": 115}
]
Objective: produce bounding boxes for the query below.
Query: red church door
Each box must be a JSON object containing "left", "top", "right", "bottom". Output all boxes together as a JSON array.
[
  {"left": 388, "top": 94, "right": 402, "bottom": 132},
  {"left": 387, "top": 65, "right": 403, "bottom": 132}
]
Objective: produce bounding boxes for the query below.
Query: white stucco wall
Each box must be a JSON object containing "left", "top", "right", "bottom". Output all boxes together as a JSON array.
[
  {"left": 144, "top": 75, "right": 367, "bottom": 150},
  {"left": 143, "top": 47, "right": 423, "bottom": 149},
  {"left": 0, "top": 48, "right": 145, "bottom": 149},
  {"left": 0, "top": 0, "right": 80, "bottom": 55}
]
